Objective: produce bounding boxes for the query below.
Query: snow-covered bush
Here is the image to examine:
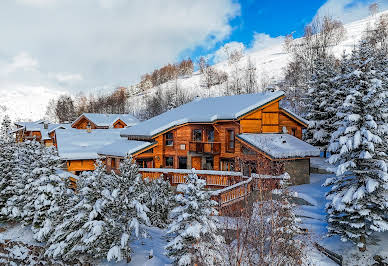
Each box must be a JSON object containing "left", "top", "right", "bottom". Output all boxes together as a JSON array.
[
  {"left": 165, "top": 171, "right": 224, "bottom": 266},
  {"left": 145, "top": 176, "right": 175, "bottom": 228},
  {"left": 46, "top": 158, "right": 150, "bottom": 263},
  {"left": 326, "top": 39, "right": 388, "bottom": 251}
]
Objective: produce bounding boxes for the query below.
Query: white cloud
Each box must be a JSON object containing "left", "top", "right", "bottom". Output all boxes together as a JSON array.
[
  {"left": 0, "top": 0, "right": 240, "bottom": 120},
  {"left": 248, "top": 33, "right": 284, "bottom": 52},
  {"left": 314, "top": 0, "right": 388, "bottom": 24},
  {"left": 213, "top": 41, "right": 245, "bottom": 63},
  {"left": 1, "top": 52, "right": 38, "bottom": 74}
]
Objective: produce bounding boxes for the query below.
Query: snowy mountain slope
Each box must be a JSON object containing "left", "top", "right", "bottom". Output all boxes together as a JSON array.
[{"left": 127, "top": 10, "right": 388, "bottom": 117}]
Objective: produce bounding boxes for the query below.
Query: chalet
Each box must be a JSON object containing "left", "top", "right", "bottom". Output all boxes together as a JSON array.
[
  {"left": 71, "top": 113, "right": 139, "bottom": 129},
  {"left": 55, "top": 128, "right": 143, "bottom": 174},
  {"left": 98, "top": 91, "right": 320, "bottom": 185},
  {"left": 13, "top": 120, "right": 70, "bottom": 146}
]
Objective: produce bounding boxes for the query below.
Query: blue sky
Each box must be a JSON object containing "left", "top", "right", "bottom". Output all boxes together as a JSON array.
[{"left": 183, "top": 0, "right": 388, "bottom": 63}]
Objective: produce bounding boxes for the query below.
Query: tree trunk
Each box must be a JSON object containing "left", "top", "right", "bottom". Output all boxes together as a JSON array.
[{"left": 359, "top": 235, "right": 366, "bottom": 252}]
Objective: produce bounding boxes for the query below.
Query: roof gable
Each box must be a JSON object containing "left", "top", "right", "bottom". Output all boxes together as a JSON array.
[
  {"left": 72, "top": 113, "right": 139, "bottom": 128},
  {"left": 121, "top": 91, "right": 285, "bottom": 138}
]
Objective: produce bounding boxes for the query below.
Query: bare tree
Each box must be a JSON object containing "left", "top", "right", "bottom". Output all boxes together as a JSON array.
[
  {"left": 243, "top": 57, "right": 258, "bottom": 94},
  {"left": 54, "top": 95, "right": 77, "bottom": 123},
  {"left": 369, "top": 2, "right": 379, "bottom": 16}
]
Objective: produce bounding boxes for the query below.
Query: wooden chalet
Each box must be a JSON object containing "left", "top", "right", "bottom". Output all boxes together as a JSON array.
[
  {"left": 13, "top": 121, "right": 70, "bottom": 147},
  {"left": 72, "top": 113, "right": 139, "bottom": 129},
  {"left": 98, "top": 91, "right": 320, "bottom": 185},
  {"left": 55, "top": 128, "right": 127, "bottom": 174}
]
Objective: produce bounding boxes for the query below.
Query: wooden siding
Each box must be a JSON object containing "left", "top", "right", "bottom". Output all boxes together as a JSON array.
[
  {"left": 279, "top": 113, "right": 303, "bottom": 139},
  {"left": 72, "top": 116, "right": 98, "bottom": 129},
  {"left": 66, "top": 159, "right": 96, "bottom": 172},
  {"left": 113, "top": 119, "right": 126, "bottom": 128}
]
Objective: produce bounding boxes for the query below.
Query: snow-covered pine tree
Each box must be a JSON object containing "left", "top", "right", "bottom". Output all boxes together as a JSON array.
[
  {"left": 16, "top": 145, "right": 63, "bottom": 228},
  {"left": 104, "top": 157, "right": 150, "bottom": 262},
  {"left": 325, "top": 39, "right": 388, "bottom": 251},
  {"left": 1, "top": 140, "right": 42, "bottom": 221},
  {"left": 45, "top": 161, "right": 111, "bottom": 263},
  {"left": 304, "top": 56, "right": 338, "bottom": 155},
  {"left": 0, "top": 116, "right": 16, "bottom": 220},
  {"left": 0, "top": 115, "right": 12, "bottom": 142},
  {"left": 46, "top": 158, "right": 150, "bottom": 264},
  {"left": 29, "top": 147, "right": 74, "bottom": 242},
  {"left": 145, "top": 176, "right": 175, "bottom": 228},
  {"left": 165, "top": 171, "right": 224, "bottom": 266}
]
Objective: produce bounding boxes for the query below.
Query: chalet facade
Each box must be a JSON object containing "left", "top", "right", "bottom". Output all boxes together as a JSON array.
[
  {"left": 55, "top": 128, "right": 127, "bottom": 174},
  {"left": 13, "top": 121, "right": 70, "bottom": 147},
  {"left": 98, "top": 91, "right": 319, "bottom": 185},
  {"left": 72, "top": 113, "right": 139, "bottom": 129}
]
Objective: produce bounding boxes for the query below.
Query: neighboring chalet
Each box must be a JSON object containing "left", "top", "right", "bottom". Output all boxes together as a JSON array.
[
  {"left": 13, "top": 120, "right": 70, "bottom": 146},
  {"left": 72, "top": 113, "right": 139, "bottom": 129},
  {"left": 55, "top": 128, "right": 126, "bottom": 174},
  {"left": 98, "top": 91, "right": 320, "bottom": 185}
]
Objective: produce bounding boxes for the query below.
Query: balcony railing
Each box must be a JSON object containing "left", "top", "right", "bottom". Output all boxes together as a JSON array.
[
  {"left": 189, "top": 141, "right": 221, "bottom": 154},
  {"left": 139, "top": 168, "right": 243, "bottom": 188}
]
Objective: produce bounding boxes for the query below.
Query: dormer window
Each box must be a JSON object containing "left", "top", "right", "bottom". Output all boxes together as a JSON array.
[{"left": 165, "top": 132, "right": 174, "bottom": 146}]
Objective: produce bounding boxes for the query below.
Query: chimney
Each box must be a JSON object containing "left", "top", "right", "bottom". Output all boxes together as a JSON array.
[
  {"left": 44, "top": 122, "right": 48, "bottom": 129},
  {"left": 87, "top": 122, "right": 92, "bottom": 133}
]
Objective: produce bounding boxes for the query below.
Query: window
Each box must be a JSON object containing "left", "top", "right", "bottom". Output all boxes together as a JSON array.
[
  {"left": 192, "top": 129, "right": 203, "bottom": 142},
  {"left": 165, "top": 132, "right": 174, "bottom": 146},
  {"left": 207, "top": 129, "right": 214, "bottom": 142},
  {"left": 137, "top": 158, "right": 153, "bottom": 168},
  {"left": 204, "top": 157, "right": 214, "bottom": 170},
  {"left": 178, "top": 157, "right": 187, "bottom": 169},
  {"left": 165, "top": 156, "right": 174, "bottom": 168},
  {"left": 226, "top": 129, "right": 235, "bottom": 152},
  {"left": 221, "top": 159, "right": 235, "bottom": 171}
]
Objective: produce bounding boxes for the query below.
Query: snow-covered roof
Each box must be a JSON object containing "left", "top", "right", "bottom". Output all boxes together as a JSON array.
[
  {"left": 237, "top": 133, "right": 320, "bottom": 159},
  {"left": 73, "top": 113, "right": 139, "bottom": 128},
  {"left": 13, "top": 121, "right": 71, "bottom": 140},
  {"left": 121, "top": 91, "right": 285, "bottom": 138},
  {"left": 56, "top": 128, "right": 124, "bottom": 160},
  {"left": 97, "top": 139, "right": 154, "bottom": 157}
]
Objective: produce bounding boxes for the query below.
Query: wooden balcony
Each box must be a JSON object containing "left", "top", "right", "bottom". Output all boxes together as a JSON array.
[
  {"left": 189, "top": 141, "right": 221, "bottom": 154},
  {"left": 139, "top": 168, "right": 243, "bottom": 188}
]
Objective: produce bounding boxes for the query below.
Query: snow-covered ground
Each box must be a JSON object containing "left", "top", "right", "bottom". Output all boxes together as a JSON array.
[
  {"left": 0, "top": 222, "right": 171, "bottom": 265},
  {"left": 291, "top": 172, "right": 388, "bottom": 265}
]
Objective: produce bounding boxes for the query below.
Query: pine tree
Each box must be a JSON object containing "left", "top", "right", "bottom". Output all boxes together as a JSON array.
[
  {"left": 29, "top": 146, "right": 73, "bottom": 242},
  {"left": 1, "top": 140, "right": 43, "bottom": 221},
  {"left": 165, "top": 172, "right": 224, "bottom": 266},
  {"left": 304, "top": 56, "right": 338, "bottom": 155},
  {"left": 325, "top": 40, "right": 388, "bottom": 251},
  {"left": 0, "top": 116, "right": 16, "bottom": 220},
  {"left": 145, "top": 177, "right": 175, "bottom": 228},
  {"left": 45, "top": 158, "right": 150, "bottom": 263}
]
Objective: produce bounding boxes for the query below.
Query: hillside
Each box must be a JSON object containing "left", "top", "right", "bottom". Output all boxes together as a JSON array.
[
  {"left": 126, "top": 10, "right": 388, "bottom": 118},
  {"left": 2, "top": 10, "right": 387, "bottom": 122}
]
